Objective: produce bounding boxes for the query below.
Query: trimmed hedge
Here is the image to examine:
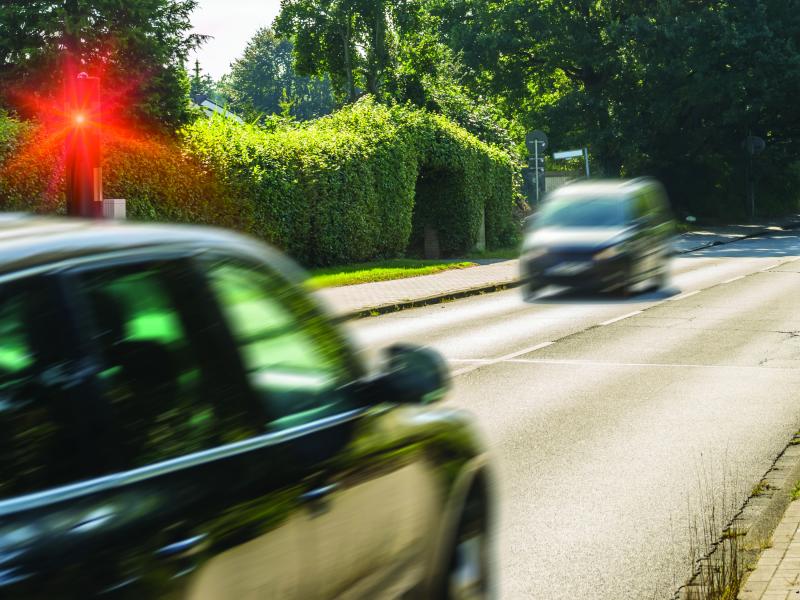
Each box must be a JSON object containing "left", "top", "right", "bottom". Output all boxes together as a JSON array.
[
  {"left": 0, "top": 113, "right": 246, "bottom": 228},
  {"left": 182, "top": 98, "right": 515, "bottom": 265},
  {"left": 0, "top": 99, "right": 515, "bottom": 266}
]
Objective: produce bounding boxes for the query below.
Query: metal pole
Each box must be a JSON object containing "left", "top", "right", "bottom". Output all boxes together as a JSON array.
[
  {"left": 583, "top": 147, "right": 590, "bottom": 178},
  {"left": 534, "top": 141, "right": 540, "bottom": 204}
]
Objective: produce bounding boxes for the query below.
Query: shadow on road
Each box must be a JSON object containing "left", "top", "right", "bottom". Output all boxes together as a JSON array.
[{"left": 526, "top": 284, "right": 679, "bottom": 305}]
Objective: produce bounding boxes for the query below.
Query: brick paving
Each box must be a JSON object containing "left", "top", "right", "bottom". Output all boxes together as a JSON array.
[
  {"left": 314, "top": 259, "right": 519, "bottom": 317},
  {"left": 739, "top": 501, "right": 800, "bottom": 599}
]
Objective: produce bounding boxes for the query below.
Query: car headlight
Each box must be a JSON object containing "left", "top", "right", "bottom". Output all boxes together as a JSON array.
[
  {"left": 594, "top": 244, "right": 624, "bottom": 261},
  {"left": 525, "top": 247, "right": 548, "bottom": 260}
]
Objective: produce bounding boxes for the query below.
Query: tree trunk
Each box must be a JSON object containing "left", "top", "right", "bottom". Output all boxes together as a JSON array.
[
  {"left": 341, "top": 15, "right": 355, "bottom": 103},
  {"left": 63, "top": 0, "right": 80, "bottom": 78},
  {"left": 367, "top": 1, "right": 385, "bottom": 98}
]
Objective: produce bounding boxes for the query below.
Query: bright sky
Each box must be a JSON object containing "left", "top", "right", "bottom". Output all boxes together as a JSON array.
[{"left": 190, "top": 0, "right": 283, "bottom": 81}]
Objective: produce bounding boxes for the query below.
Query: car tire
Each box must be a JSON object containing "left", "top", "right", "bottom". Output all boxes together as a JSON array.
[
  {"left": 442, "top": 497, "right": 491, "bottom": 600},
  {"left": 654, "top": 264, "right": 670, "bottom": 290},
  {"left": 614, "top": 274, "right": 634, "bottom": 298},
  {"left": 520, "top": 280, "right": 540, "bottom": 301}
]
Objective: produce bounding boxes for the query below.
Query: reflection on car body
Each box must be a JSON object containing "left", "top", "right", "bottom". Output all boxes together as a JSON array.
[
  {"left": 520, "top": 178, "right": 677, "bottom": 297},
  {"left": 0, "top": 216, "right": 492, "bottom": 599}
]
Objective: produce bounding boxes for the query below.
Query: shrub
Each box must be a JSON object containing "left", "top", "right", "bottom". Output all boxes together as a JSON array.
[
  {"left": 182, "top": 98, "right": 515, "bottom": 265},
  {"left": 0, "top": 112, "right": 246, "bottom": 228}
]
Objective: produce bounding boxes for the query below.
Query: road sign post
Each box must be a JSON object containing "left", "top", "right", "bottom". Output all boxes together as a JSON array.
[
  {"left": 525, "top": 131, "right": 548, "bottom": 205},
  {"left": 583, "top": 147, "right": 591, "bottom": 178},
  {"left": 743, "top": 134, "right": 766, "bottom": 218}
]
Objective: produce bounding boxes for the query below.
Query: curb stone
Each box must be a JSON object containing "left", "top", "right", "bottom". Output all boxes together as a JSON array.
[{"left": 331, "top": 280, "right": 521, "bottom": 323}]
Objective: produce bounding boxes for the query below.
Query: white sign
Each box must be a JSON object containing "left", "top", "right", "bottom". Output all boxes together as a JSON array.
[{"left": 553, "top": 149, "right": 584, "bottom": 160}]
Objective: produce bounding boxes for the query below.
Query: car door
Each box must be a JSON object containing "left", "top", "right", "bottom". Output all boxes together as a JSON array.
[
  {"left": 0, "top": 272, "right": 120, "bottom": 599},
  {"left": 199, "top": 253, "right": 442, "bottom": 599},
  {"left": 24, "top": 253, "right": 315, "bottom": 600}
]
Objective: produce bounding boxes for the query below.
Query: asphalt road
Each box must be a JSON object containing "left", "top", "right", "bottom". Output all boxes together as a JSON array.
[{"left": 345, "top": 232, "right": 800, "bottom": 599}]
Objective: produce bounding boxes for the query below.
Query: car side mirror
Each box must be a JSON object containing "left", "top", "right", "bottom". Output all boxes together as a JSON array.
[{"left": 378, "top": 344, "right": 450, "bottom": 405}]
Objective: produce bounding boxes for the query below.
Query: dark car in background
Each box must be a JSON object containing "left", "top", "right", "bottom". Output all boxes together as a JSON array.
[
  {"left": 520, "top": 178, "right": 676, "bottom": 298},
  {"left": 0, "top": 216, "right": 492, "bottom": 599}
]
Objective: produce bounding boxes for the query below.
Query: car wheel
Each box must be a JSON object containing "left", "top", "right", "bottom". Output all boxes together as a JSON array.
[
  {"left": 520, "top": 280, "right": 540, "bottom": 301},
  {"left": 444, "top": 499, "right": 490, "bottom": 600},
  {"left": 654, "top": 260, "right": 670, "bottom": 290},
  {"left": 614, "top": 274, "right": 634, "bottom": 298}
]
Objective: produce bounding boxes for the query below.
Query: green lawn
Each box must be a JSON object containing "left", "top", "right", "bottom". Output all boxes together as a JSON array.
[{"left": 307, "top": 259, "right": 477, "bottom": 289}]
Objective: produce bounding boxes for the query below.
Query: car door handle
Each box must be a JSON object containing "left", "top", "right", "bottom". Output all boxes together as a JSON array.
[
  {"left": 300, "top": 482, "right": 339, "bottom": 504},
  {"left": 155, "top": 533, "right": 209, "bottom": 559}
]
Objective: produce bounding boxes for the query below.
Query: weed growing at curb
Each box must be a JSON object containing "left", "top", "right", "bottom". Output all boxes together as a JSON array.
[
  {"left": 791, "top": 480, "right": 800, "bottom": 501},
  {"left": 750, "top": 481, "right": 772, "bottom": 497},
  {"left": 683, "top": 459, "right": 744, "bottom": 600}
]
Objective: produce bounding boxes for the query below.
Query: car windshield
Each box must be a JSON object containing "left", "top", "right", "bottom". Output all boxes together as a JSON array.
[{"left": 534, "top": 196, "right": 631, "bottom": 228}]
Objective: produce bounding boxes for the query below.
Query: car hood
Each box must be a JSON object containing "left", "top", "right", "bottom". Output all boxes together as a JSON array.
[{"left": 524, "top": 226, "right": 632, "bottom": 250}]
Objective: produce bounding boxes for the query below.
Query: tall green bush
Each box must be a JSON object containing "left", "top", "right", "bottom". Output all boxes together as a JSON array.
[
  {"left": 0, "top": 112, "right": 245, "bottom": 227},
  {"left": 182, "top": 98, "right": 515, "bottom": 265}
]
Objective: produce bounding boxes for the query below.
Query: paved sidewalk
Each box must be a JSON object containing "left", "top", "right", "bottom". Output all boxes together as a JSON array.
[
  {"left": 739, "top": 501, "right": 800, "bottom": 599},
  {"left": 315, "top": 259, "right": 519, "bottom": 318},
  {"left": 315, "top": 220, "right": 798, "bottom": 318}
]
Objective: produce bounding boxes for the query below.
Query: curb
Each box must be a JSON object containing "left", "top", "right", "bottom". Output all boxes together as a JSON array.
[
  {"left": 676, "top": 433, "right": 800, "bottom": 599},
  {"left": 335, "top": 220, "right": 800, "bottom": 322},
  {"left": 332, "top": 279, "right": 522, "bottom": 322}
]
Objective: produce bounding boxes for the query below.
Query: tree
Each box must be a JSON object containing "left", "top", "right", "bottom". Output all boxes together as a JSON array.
[
  {"left": 220, "top": 28, "right": 334, "bottom": 122},
  {"left": 431, "top": 0, "right": 800, "bottom": 217},
  {"left": 274, "top": 0, "right": 425, "bottom": 104},
  {"left": 0, "top": 0, "right": 204, "bottom": 128}
]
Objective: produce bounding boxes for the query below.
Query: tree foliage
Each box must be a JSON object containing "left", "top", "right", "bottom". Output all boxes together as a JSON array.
[
  {"left": 220, "top": 28, "right": 335, "bottom": 122},
  {"left": 430, "top": 0, "right": 800, "bottom": 217},
  {"left": 274, "top": 0, "right": 430, "bottom": 104},
  {"left": 0, "top": 0, "right": 203, "bottom": 128}
]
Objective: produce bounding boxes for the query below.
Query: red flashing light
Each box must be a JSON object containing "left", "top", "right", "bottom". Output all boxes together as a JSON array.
[{"left": 65, "top": 72, "right": 102, "bottom": 217}]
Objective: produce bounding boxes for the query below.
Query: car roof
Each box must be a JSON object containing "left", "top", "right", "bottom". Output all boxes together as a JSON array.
[
  {"left": 0, "top": 213, "right": 304, "bottom": 281},
  {"left": 548, "top": 178, "right": 659, "bottom": 200}
]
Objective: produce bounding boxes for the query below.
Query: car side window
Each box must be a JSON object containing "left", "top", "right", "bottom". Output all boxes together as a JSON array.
[
  {"left": 78, "top": 260, "right": 257, "bottom": 470},
  {"left": 0, "top": 279, "right": 87, "bottom": 498},
  {"left": 202, "top": 257, "right": 357, "bottom": 431}
]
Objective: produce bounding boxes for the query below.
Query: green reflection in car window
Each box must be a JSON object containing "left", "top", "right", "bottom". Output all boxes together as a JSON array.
[
  {"left": 83, "top": 264, "right": 221, "bottom": 468},
  {"left": 206, "top": 260, "right": 353, "bottom": 429}
]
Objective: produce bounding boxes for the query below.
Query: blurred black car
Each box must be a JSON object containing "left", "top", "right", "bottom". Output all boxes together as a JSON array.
[
  {"left": 520, "top": 178, "right": 676, "bottom": 297},
  {"left": 0, "top": 216, "right": 492, "bottom": 599}
]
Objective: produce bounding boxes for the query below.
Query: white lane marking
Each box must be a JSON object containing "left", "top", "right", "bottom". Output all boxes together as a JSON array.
[
  {"left": 761, "top": 263, "right": 781, "bottom": 271},
  {"left": 452, "top": 341, "right": 554, "bottom": 377},
  {"left": 448, "top": 358, "right": 491, "bottom": 364},
  {"left": 503, "top": 358, "right": 800, "bottom": 372},
  {"left": 670, "top": 290, "right": 700, "bottom": 301},
  {"left": 599, "top": 311, "right": 642, "bottom": 326},
  {"left": 722, "top": 275, "right": 745, "bottom": 284}
]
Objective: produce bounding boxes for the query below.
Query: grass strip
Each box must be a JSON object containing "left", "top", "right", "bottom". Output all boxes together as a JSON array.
[{"left": 307, "top": 259, "right": 477, "bottom": 289}]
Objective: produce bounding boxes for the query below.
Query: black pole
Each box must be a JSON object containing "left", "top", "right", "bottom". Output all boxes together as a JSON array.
[{"left": 65, "top": 73, "right": 102, "bottom": 217}]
